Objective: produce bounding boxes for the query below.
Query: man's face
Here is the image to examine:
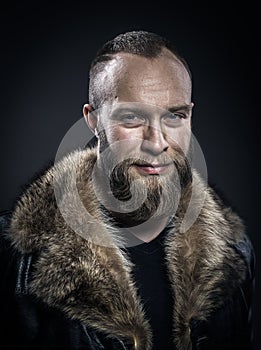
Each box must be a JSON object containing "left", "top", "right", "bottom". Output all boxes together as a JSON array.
[
  {"left": 85, "top": 49, "right": 193, "bottom": 224},
  {"left": 96, "top": 49, "right": 192, "bottom": 169}
]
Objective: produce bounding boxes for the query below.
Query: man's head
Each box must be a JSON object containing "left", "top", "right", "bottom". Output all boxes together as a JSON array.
[
  {"left": 83, "top": 31, "right": 194, "bottom": 225},
  {"left": 87, "top": 30, "right": 192, "bottom": 111}
]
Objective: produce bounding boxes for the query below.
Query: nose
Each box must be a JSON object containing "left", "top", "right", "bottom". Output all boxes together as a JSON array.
[{"left": 141, "top": 125, "right": 169, "bottom": 156}]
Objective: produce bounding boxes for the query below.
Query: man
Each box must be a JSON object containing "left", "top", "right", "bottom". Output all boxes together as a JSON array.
[{"left": 0, "top": 31, "right": 255, "bottom": 349}]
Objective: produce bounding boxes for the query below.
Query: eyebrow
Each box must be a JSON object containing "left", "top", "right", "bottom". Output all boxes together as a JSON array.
[
  {"left": 167, "top": 104, "right": 192, "bottom": 113},
  {"left": 111, "top": 104, "right": 192, "bottom": 117}
]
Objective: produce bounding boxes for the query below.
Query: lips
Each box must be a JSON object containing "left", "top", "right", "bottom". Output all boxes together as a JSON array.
[{"left": 133, "top": 163, "right": 171, "bottom": 175}]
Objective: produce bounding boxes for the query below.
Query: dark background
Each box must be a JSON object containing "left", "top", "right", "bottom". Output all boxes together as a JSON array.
[{"left": 0, "top": 1, "right": 259, "bottom": 348}]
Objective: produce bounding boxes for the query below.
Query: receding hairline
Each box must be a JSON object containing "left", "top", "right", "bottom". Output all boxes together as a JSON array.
[
  {"left": 114, "top": 47, "right": 190, "bottom": 73},
  {"left": 90, "top": 47, "right": 192, "bottom": 80},
  {"left": 89, "top": 48, "right": 192, "bottom": 111},
  {"left": 88, "top": 31, "right": 192, "bottom": 109},
  {"left": 90, "top": 30, "right": 192, "bottom": 78},
  {"left": 96, "top": 48, "right": 192, "bottom": 90}
]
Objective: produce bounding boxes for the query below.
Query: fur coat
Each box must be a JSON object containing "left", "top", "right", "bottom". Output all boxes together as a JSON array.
[{"left": 0, "top": 147, "right": 255, "bottom": 350}]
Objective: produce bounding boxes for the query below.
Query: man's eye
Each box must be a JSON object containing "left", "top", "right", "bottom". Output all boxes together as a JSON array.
[
  {"left": 121, "top": 115, "right": 145, "bottom": 126},
  {"left": 163, "top": 113, "right": 184, "bottom": 126}
]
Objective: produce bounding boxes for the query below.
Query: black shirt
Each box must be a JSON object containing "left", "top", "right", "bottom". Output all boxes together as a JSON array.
[{"left": 125, "top": 228, "right": 175, "bottom": 350}]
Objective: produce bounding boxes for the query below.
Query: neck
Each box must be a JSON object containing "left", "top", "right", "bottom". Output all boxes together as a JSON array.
[{"left": 124, "top": 216, "right": 170, "bottom": 243}]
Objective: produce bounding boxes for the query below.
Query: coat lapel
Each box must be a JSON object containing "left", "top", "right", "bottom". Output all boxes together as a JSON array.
[{"left": 164, "top": 174, "right": 247, "bottom": 349}]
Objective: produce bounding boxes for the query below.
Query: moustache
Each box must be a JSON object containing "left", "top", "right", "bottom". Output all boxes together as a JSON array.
[{"left": 110, "top": 151, "right": 191, "bottom": 182}]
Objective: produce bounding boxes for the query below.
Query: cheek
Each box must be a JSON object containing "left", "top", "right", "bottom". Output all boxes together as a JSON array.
[
  {"left": 165, "top": 126, "right": 191, "bottom": 155},
  {"left": 105, "top": 125, "right": 143, "bottom": 153}
]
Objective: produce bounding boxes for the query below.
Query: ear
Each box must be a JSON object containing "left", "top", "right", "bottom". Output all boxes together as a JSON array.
[
  {"left": 190, "top": 102, "right": 194, "bottom": 114},
  {"left": 83, "top": 104, "right": 98, "bottom": 136},
  {"left": 190, "top": 101, "right": 194, "bottom": 119}
]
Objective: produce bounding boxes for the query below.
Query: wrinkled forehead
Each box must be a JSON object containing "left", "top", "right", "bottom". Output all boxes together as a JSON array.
[{"left": 100, "top": 50, "right": 192, "bottom": 110}]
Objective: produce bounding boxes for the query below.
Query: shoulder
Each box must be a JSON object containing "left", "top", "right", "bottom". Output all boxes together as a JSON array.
[
  {"left": 231, "top": 232, "right": 255, "bottom": 282},
  {"left": 213, "top": 186, "right": 255, "bottom": 279},
  {"left": 0, "top": 210, "right": 23, "bottom": 292},
  {"left": 0, "top": 210, "right": 11, "bottom": 229},
  {"left": 199, "top": 180, "right": 256, "bottom": 292},
  {"left": 0, "top": 210, "right": 23, "bottom": 270},
  {"left": 0, "top": 210, "right": 23, "bottom": 267},
  {"left": 0, "top": 210, "right": 13, "bottom": 252}
]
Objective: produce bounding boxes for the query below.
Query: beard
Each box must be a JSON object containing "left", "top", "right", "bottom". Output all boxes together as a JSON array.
[{"left": 95, "top": 130, "right": 193, "bottom": 228}]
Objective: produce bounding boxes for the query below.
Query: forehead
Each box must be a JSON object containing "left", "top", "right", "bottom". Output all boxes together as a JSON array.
[{"left": 104, "top": 49, "right": 192, "bottom": 109}]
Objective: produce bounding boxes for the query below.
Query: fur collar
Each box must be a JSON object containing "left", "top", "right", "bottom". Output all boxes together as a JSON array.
[{"left": 8, "top": 147, "right": 247, "bottom": 350}]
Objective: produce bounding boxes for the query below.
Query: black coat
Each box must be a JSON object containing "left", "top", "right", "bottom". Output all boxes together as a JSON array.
[{"left": 0, "top": 147, "right": 256, "bottom": 350}]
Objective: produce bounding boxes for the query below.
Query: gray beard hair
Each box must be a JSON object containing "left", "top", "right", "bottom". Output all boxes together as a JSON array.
[{"left": 96, "top": 134, "right": 192, "bottom": 227}]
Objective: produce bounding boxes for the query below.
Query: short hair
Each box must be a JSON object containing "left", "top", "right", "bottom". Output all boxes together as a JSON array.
[{"left": 89, "top": 30, "right": 192, "bottom": 110}]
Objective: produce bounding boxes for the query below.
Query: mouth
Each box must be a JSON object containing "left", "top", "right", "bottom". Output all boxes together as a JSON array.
[{"left": 132, "top": 163, "right": 172, "bottom": 175}]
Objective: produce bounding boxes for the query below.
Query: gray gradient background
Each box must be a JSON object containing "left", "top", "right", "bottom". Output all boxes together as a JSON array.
[{"left": 0, "top": 1, "right": 259, "bottom": 348}]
